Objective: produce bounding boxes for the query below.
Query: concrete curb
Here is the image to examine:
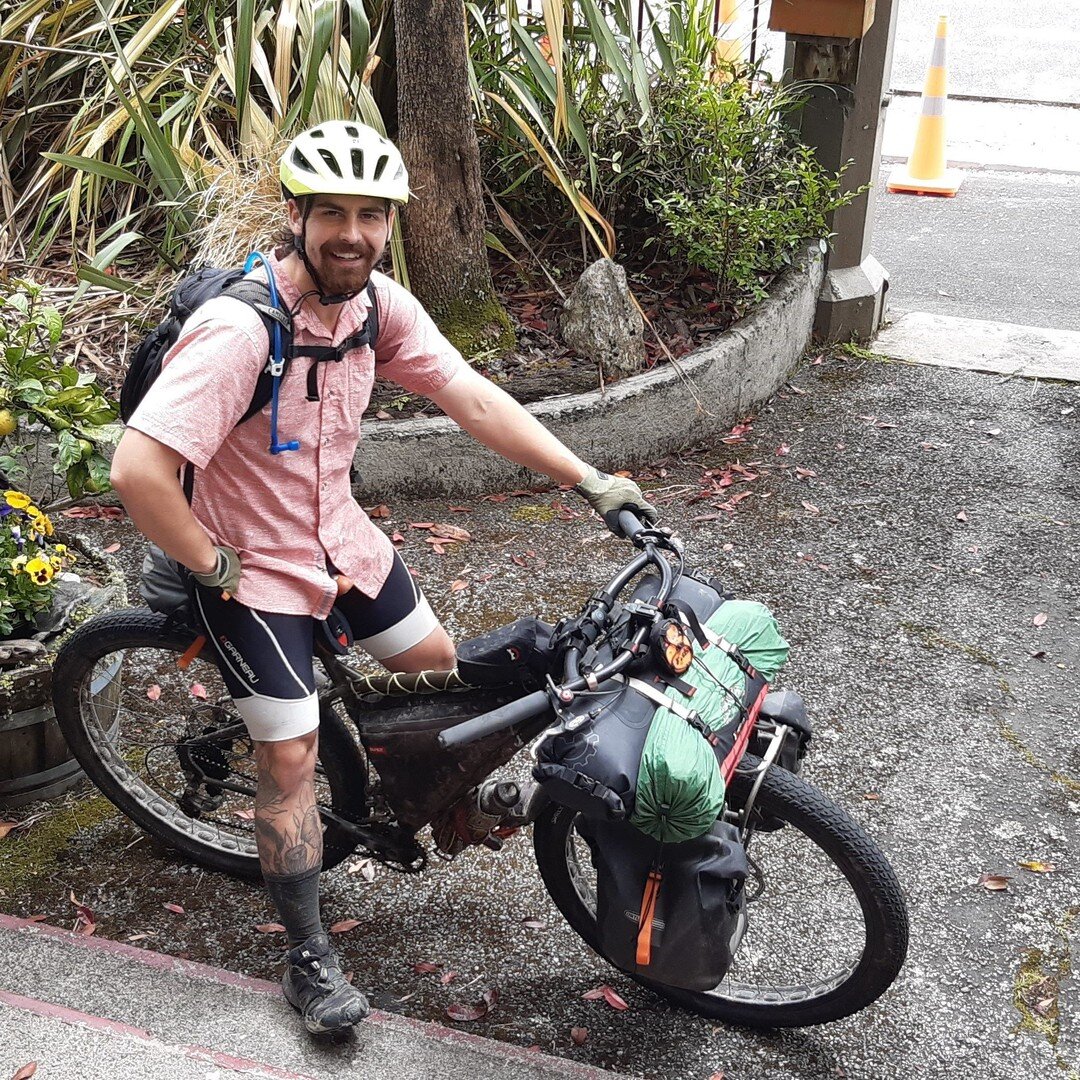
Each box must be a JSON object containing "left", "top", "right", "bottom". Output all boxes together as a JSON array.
[
  {"left": 0, "top": 913, "right": 620, "bottom": 1079},
  {"left": 355, "top": 243, "right": 825, "bottom": 498}
]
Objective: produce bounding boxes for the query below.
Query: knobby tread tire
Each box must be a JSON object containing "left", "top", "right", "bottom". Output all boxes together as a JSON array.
[
  {"left": 534, "top": 757, "right": 909, "bottom": 1028},
  {"left": 52, "top": 609, "right": 367, "bottom": 881}
]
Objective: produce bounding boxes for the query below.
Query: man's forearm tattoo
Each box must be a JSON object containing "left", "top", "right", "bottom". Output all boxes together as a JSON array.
[{"left": 254, "top": 745, "right": 323, "bottom": 877}]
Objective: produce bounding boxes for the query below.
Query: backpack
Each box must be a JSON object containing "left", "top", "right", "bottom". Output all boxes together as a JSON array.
[{"left": 119, "top": 266, "right": 380, "bottom": 425}]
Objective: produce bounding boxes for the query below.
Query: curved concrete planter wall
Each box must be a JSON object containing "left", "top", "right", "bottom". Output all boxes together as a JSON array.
[
  {"left": 53, "top": 242, "right": 822, "bottom": 501},
  {"left": 355, "top": 243, "right": 824, "bottom": 499}
]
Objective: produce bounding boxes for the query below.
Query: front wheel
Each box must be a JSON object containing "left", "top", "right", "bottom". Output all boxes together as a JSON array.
[
  {"left": 51, "top": 609, "right": 368, "bottom": 880},
  {"left": 533, "top": 758, "right": 909, "bottom": 1027}
]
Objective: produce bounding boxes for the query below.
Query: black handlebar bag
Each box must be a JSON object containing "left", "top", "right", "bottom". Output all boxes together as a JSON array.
[
  {"left": 533, "top": 575, "right": 785, "bottom": 842},
  {"left": 577, "top": 815, "right": 748, "bottom": 991}
]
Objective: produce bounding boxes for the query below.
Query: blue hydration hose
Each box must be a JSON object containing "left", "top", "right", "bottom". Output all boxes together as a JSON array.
[{"left": 244, "top": 251, "right": 299, "bottom": 455}]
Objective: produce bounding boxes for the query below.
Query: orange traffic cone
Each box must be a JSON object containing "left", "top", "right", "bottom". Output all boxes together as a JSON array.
[
  {"left": 888, "top": 16, "right": 963, "bottom": 197},
  {"left": 714, "top": 0, "right": 741, "bottom": 68}
]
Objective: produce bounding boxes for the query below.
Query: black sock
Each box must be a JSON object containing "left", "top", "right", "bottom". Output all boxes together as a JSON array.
[{"left": 265, "top": 867, "right": 323, "bottom": 947}]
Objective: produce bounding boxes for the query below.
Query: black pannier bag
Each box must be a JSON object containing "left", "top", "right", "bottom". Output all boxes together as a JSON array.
[
  {"left": 533, "top": 573, "right": 786, "bottom": 838},
  {"left": 455, "top": 617, "right": 554, "bottom": 689},
  {"left": 577, "top": 815, "right": 748, "bottom": 991}
]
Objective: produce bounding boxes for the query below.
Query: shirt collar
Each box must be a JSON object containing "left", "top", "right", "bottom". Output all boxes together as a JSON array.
[{"left": 265, "top": 247, "right": 372, "bottom": 345}]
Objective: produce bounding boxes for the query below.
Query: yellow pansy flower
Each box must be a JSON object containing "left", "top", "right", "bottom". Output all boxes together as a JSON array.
[
  {"left": 54, "top": 544, "right": 68, "bottom": 555},
  {"left": 9, "top": 555, "right": 27, "bottom": 573},
  {"left": 4, "top": 491, "right": 30, "bottom": 510},
  {"left": 24, "top": 556, "right": 54, "bottom": 585},
  {"left": 49, "top": 556, "right": 62, "bottom": 571}
]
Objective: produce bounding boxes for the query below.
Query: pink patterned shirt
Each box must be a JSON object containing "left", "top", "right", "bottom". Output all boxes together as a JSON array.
[{"left": 128, "top": 249, "right": 466, "bottom": 618}]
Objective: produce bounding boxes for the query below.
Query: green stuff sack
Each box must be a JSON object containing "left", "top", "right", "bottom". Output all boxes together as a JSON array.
[
  {"left": 629, "top": 599, "right": 789, "bottom": 843},
  {"left": 631, "top": 709, "right": 726, "bottom": 842}
]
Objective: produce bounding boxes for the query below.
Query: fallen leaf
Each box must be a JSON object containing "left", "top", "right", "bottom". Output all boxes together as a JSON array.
[
  {"left": 985, "top": 427, "right": 1002, "bottom": 437},
  {"left": 511, "top": 554, "right": 529, "bottom": 567},
  {"left": 520, "top": 918, "right": 547, "bottom": 930},
  {"left": 775, "top": 443, "right": 791, "bottom": 456},
  {"left": 570, "top": 1027, "right": 588, "bottom": 1046},
  {"left": 1018, "top": 860, "right": 1057, "bottom": 873},
  {"left": 255, "top": 923, "right": 286, "bottom": 934},
  {"left": 875, "top": 421, "right": 897, "bottom": 430},
  {"left": 10, "top": 1064, "right": 37, "bottom": 1079},
  {"left": 189, "top": 683, "right": 207, "bottom": 700},
  {"left": 430, "top": 523, "right": 471, "bottom": 543},
  {"left": 526, "top": 1044, "right": 542, "bottom": 1053},
  {"left": 601, "top": 985, "right": 629, "bottom": 1011},
  {"left": 329, "top": 919, "right": 361, "bottom": 933},
  {"left": 582, "top": 987, "right": 606, "bottom": 1001},
  {"left": 102, "top": 542, "right": 121, "bottom": 553},
  {"left": 795, "top": 467, "right": 817, "bottom": 480},
  {"left": 449, "top": 505, "right": 472, "bottom": 513},
  {"left": 801, "top": 501, "right": 820, "bottom": 514},
  {"left": 375, "top": 410, "right": 392, "bottom": 420},
  {"left": 391, "top": 531, "right": 405, "bottom": 544},
  {"left": 233, "top": 808, "right": 255, "bottom": 821},
  {"left": 369, "top": 504, "right": 391, "bottom": 519},
  {"left": 441, "top": 971, "right": 457, "bottom": 985},
  {"left": 347, "top": 859, "right": 376, "bottom": 881},
  {"left": 77, "top": 920, "right": 97, "bottom": 937},
  {"left": 163, "top": 902, "right": 185, "bottom": 915},
  {"left": 446, "top": 1001, "right": 488, "bottom": 1022},
  {"left": 864, "top": 792, "right": 881, "bottom": 801},
  {"left": 413, "top": 961, "right": 440, "bottom": 974},
  {"left": 127, "top": 933, "right": 149, "bottom": 942},
  {"left": 146, "top": 684, "right": 161, "bottom": 701},
  {"left": 977, "top": 873, "right": 1011, "bottom": 891},
  {"left": 0, "top": 821, "right": 18, "bottom": 840},
  {"left": 344, "top": 971, "right": 355, "bottom": 984},
  {"left": 482, "top": 987, "right": 499, "bottom": 1010},
  {"left": 1033, "top": 613, "right": 1048, "bottom": 627},
  {"left": 956, "top": 510, "right": 968, "bottom": 522},
  {"left": 708, "top": 1073, "right": 726, "bottom": 1080},
  {"left": 483, "top": 493, "right": 508, "bottom": 503},
  {"left": 449, "top": 579, "right": 469, "bottom": 592},
  {"left": 408, "top": 522, "right": 434, "bottom": 530},
  {"left": 1034, "top": 997, "right": 1056, "bottom": 1017}
]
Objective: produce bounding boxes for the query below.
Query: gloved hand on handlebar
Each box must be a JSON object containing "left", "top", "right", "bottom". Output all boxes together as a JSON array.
[{"left": 574, "top": 466, "right": 658, "bottom": 537}]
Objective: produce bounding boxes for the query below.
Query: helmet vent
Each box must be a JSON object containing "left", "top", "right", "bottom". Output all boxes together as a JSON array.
[
  {"left": 345, "top": 124, "right": 359, "bottom": 138},
  {"left": 309, "top": 128, "right": 325, "bottom": 139},
  {"left": 317, "top": 148, "right": 343, "bottom": 177},
  {"left": 350, "top": 149, "right": 365, "bottom": 179},
  {"left": 291, "top": 148, "right": 317, "bottom": 174},
  {"left": 372, "top": 154, "right": 389, "bottom": 181}
]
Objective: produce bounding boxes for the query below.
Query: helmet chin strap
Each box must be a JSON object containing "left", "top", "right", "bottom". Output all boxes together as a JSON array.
[{"left": 294, "top": 205, "right": 365, "bottom": 307}]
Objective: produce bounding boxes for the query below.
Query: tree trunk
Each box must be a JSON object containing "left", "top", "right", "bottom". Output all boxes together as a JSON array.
[{"left": 395, "top": 0, "right": 511, "bottom": 354}]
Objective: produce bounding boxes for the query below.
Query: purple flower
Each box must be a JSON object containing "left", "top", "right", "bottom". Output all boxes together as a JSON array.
[{"left": 0, "top": 504, "right": 11, "bottom": 518}]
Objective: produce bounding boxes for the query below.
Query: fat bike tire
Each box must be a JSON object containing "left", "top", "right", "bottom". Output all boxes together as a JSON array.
[
  {"left": 52, "top": 609, "right": 367, "bottom": 880},
  {"left": 533, "top": 757, "right": 909, "bottom": 1028}
]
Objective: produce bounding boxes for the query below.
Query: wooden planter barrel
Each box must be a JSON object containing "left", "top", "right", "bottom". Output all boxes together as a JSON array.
[
  {"left": 0, "top": 540, "right": 126, "bottom": 809},
  {"left": 0, "top": 650, "right": 122, "bottom": 809}
]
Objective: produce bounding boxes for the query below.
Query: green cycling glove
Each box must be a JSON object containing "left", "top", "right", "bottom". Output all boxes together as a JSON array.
[
  {"left": 574, "top": 466, "right": 658, "bottom": 537},
  {"left": 192, "top": 544, "right": 242, "bottom": 598}
]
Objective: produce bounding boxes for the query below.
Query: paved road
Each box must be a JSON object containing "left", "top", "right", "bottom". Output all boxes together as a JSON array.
[
  {"left": 756, "top": 0, "right": 1080, "bottom": 103},
  {"left": 874, "top": 169, "right": 1080, "bottom": 331}
]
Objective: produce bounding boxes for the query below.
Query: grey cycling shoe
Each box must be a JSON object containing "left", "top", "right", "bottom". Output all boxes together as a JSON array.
[{"left": 282, "top": 932, "right": 369, "bottom": 1034}]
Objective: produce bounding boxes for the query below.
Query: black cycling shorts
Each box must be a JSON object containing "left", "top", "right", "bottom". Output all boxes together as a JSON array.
[{"left": 192, "top": 551, "right": 437, "bottom": 742}]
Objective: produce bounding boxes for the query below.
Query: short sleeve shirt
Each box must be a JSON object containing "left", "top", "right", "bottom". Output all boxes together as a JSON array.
[{"left": 127, "top": 249, "right": 467, "bottom": 618}]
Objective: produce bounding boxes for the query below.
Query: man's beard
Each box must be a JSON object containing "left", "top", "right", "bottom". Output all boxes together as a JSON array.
[{"left": 312, "top": 242, "right": 378, "bottom": 296}]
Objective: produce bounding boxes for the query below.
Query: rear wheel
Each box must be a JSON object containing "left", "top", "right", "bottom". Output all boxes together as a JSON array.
[
  {"left": 534, "top": 758, "right": 909, "bottom": 1027},
  {"left": 51, "top": 609, "right": 368, "bottom": 880}
]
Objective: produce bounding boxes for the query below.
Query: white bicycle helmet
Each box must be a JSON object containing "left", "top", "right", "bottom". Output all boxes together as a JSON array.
[{"left": 280, "top": 121, "right": 409, "bottom": 204}]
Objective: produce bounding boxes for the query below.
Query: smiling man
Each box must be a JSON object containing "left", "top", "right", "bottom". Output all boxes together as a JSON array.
[{"left": 110, "top": 120, "right": 655, "bottom": 1036}]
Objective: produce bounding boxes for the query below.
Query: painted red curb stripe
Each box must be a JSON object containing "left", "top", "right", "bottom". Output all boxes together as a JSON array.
[
  {"left": 0, "top": 988, "right": 317, "bottom": 1080},
  {"left": 0, "top": 913, "right": 620, "bottom": 1079}
]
